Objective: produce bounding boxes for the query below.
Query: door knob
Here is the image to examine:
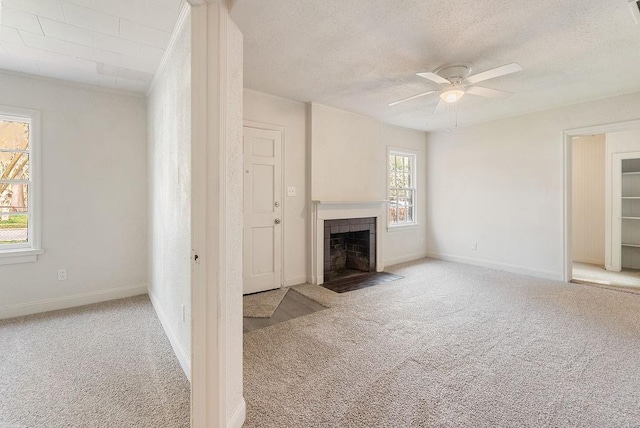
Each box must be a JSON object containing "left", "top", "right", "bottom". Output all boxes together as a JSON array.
[
  {"left": 274, "top": 201, "right": 280, "bottom": 207},
  {"left": 275, "top": 218, "right": 281, "bottom": 224}
]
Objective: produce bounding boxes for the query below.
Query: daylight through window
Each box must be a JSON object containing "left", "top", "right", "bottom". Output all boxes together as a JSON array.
[
  {"left": 0, "top": 115, "right": 32, "bottom": 249},
  {"left": 388, "top": 149, "right": 417, "bottom": 226}
]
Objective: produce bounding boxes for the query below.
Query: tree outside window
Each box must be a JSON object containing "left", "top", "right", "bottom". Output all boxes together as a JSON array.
[
  {"left": 0, "top": 119, "right": 31, "bottom": 247},
  {"left": 388, "top": 149, "right": 417, "bottom": 227}
]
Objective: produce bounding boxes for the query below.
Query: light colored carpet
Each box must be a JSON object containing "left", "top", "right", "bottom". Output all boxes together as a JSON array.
[
  {"left": 244, "top": 258, "right": 640, "bottom": 427},
  {"left": 0, "top": 295, "right": 190, "bottom": 428},
  {"left": 243, "top": 288, "right": 289, "bottom": 318},
  {"left": 573, "top": 261, "right": 640, "bottom": 290}
]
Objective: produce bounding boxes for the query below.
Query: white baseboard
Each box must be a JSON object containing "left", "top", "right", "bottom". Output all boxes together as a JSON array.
[
  {"left": 284, "top": 276, "right": 307, "bottom": 287},
  {"left": 148, "top": 290, "right": 191, "bottom": 381},
  {"left": 385, "top": 252, "right": 429, "bottom": 267},
  {"left": 228, "top": 398, "right": 246, "bottom": 428},
  {"left": 426, "top": 252, "right": 563, "bottom": 281},
  {"left": 0, "top": 284, "right": 147, "bottom": 320}
]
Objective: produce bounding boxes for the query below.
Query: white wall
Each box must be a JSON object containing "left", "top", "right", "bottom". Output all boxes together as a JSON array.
[
  {"left": 426, "top": 90, "right": 640, "bottom": 280},
  {"left": 310, "top": 103, "right": 428, "bottom": 265},
  {"left": 382, "top": 125, "right": 429, "bottom": 265},
  {"left": 243, "top": 90, "right": 307, "bottom": 286},
  {"left": 147, "top": 11, "right": 191, "bottom": 376},
  {"left": 226, "top": 14, "right": 245, "bottom": 427},
  {"left": 571, "top": 135, "right": 605, "bottom": 265},
  {"left": 0, "top": 73, "right": 148, "bottom": 319}
]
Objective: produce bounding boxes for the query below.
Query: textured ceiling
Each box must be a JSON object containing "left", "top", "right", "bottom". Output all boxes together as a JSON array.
[
  {"left": 0, "top": 0, "right": 183, "bottom": 92},
  {"left": 231, "top": 0, "right": 640, "bottom": 131}
]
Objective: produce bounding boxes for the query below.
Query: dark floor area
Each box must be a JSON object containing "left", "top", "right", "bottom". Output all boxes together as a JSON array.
[
  {"left": 322, "top": 271, "right": 403, "bottom": 293},
  {"left": 243, "top": 289, "right": 327, "bottom": 333}
]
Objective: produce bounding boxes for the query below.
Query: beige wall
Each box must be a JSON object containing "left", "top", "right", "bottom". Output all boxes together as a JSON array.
[
  {"left": 572, "top": 135, "right": 605, "bottom": 265},
  {"left": 0, "top": 73, "right": 148, "bottom": 318},
  {"left": 147, "top": 11, "right": 191, "bottom": 376},
  {"left": 426, "top": 90, "right": 640, "bottom": 280},
  {"left": 243, "top": 89, "right": 308, "bottom": 286},
  {"left": 310, "top": 103, "right": 429, "bottom": 266}
]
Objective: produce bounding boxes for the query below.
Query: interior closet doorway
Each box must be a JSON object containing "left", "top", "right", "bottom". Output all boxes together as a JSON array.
[{"left": 565, "top": 121, "right": 640, "bottom": 290}]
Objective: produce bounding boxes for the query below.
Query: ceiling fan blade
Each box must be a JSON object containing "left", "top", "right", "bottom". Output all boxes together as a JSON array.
[
  {"left": 433, "top": 98, "right": 448, "bottom": 114},
  {"left": 466, "top": 63, "right": 523, "bottom": 84},
  {"left": 466, "top": 86, "right": 512, "bottom": 99},
  {"left": 388, "top": 91, "right": 435, "bottom": 107},
  {"left": 416, "top": 72, "right": 450, "bottom": 85}
]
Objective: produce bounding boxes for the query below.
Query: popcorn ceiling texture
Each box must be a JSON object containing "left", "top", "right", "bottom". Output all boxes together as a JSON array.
[{"left": 231, "top": 0, "right": 640, "bottom": 131}]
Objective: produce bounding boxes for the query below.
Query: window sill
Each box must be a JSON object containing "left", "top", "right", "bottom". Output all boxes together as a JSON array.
[
  {"left": 0, "top": 248, "right": 45, "bottom": 265},
  {"left": 387, "top": 223, "right": 420, "bottom": 232}
]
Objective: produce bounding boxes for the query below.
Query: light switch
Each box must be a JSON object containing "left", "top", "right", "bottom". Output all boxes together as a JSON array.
[{"left": 287, "top": 186, "right": 296, "bottom": 197}]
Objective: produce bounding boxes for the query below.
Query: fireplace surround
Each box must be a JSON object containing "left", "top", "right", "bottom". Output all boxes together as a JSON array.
[{"left": 311, "top": 201, "right": 386, "bottom": 284}]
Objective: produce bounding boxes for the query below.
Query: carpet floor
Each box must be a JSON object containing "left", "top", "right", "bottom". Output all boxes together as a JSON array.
[
  {"left": 244, "top": 258, "right": 640, "bottom": 427},
  {"left": 243, "top": 288, "right": 289, "bottom": 318},
  {"left": 0, "top": 295, "right": 190, "bottom": 428}
]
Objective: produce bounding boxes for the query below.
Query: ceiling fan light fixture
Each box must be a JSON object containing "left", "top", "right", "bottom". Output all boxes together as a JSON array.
[{"left": 440, "top": 89, "right": 465, "bottom": 103}]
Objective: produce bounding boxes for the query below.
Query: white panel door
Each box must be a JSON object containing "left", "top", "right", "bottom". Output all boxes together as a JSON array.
[{"left": 243, "top": 127, "right": 282, "bottom": 294}]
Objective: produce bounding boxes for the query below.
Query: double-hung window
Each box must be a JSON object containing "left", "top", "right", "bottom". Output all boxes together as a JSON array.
[
  {"left": 0, "top": 106, "right": 42, "bottom": 263},
  {"left": 388, "top": 148, "right": 417, "bottom": 228}
]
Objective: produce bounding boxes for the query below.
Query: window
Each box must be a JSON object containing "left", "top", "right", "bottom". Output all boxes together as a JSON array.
[
  {"left": 388, "top": 148, "right": 417, "bottom": 228},
  {"left": 0, "top": 106, "right": 42, "bottom": 263}
]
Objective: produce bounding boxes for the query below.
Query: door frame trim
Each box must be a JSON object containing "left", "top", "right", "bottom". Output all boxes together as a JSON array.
[
  {"left": 243, "top": 120, "right": 286, "bottom": 289},
  {"left": 562, "top": 118, "right": 640, "bottom": 283}
]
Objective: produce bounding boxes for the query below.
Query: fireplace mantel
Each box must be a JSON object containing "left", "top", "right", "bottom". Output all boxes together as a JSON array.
[{"left": 311, "top": 200, "right": 386, "bottom": 285}]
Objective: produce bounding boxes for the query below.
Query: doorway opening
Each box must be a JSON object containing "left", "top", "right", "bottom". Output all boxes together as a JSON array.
[{"left": 565, "top": 121, "right": 640, "bottom": 290}]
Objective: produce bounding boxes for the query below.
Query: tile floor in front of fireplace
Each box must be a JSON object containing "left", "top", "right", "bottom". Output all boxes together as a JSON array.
[{"left": 321, "top": 271, "right": 403, "bottom": 293}]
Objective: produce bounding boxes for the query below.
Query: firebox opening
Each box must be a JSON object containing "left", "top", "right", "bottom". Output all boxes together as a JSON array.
[{"left": 324, "top": 217, "right": 376, "bottom": 282}]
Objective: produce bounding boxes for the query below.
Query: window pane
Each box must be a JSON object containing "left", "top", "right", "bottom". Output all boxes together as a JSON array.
[
  {"left": 0, "top": 120, "right": 29, "bottom": 151},
  {"left": 398, "top": 203, "right": 407, "bottom": 222},
  {"left": 397, "top": 189, "right": 406, "bottom": 204},
  {"left": 395, "top": 156, "right": 403, "bottom": 173},
  {"left": 388, "top": 152, "right": 416, "bottom": 225},
  {"left": 0, "top": 152, "right": 29, "bottom": 179},
  {"left": 0, "top": 213, "right": 28, "bottom": 245},
  {"left": 389, "top": 203, "right": 398, "bottom": 224},
  {"left": 0, "top": 183, "right": 28, "bottom": 213}
]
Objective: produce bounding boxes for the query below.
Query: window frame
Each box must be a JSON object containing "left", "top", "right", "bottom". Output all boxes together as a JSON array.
[
  {"left": 387, "top": 147, "right": 418, "bottom": 230},
  {"left": 0, "top": 105, "right": 43, "bottom": 264}
]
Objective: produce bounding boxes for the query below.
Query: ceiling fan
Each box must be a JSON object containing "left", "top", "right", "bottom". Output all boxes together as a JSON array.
[{"left": 389, "top": 63, "right": 523, "bottom": 113}]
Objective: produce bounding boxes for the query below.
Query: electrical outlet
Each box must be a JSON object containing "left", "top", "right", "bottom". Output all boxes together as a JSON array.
[
  {"left": 287, "top": 186, "right": 296, "bottom": 197},
  {"left": 58, "top": 269, "right": 68, "bottom": 281},
  {"left": 471, "top": 242, "right": 478, "bottom": 251},
  {"left": 181, "top": 304, "right": 186, "bottom": 323}
]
